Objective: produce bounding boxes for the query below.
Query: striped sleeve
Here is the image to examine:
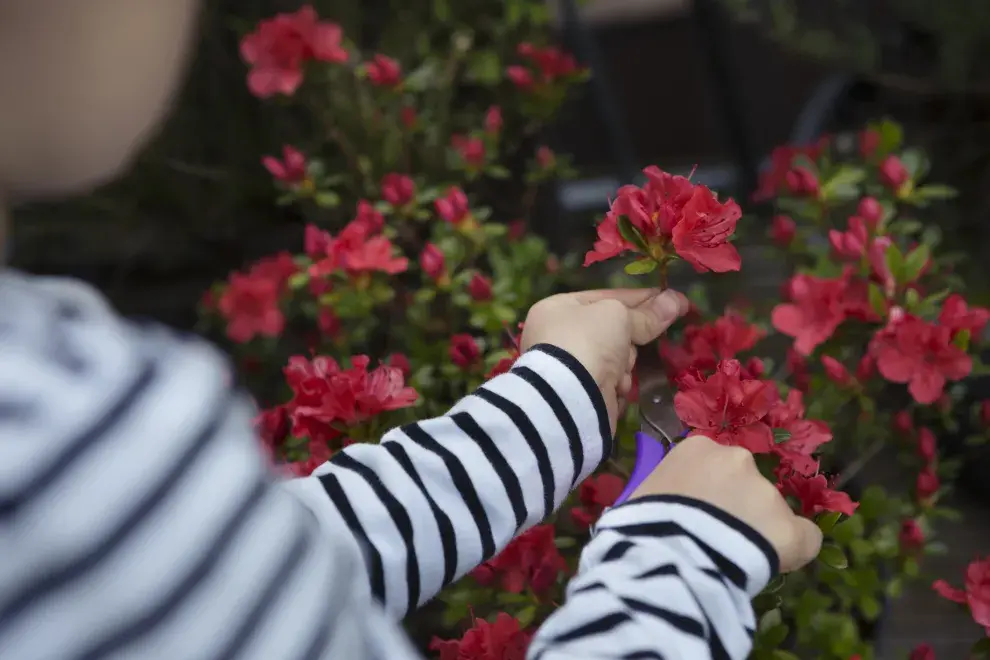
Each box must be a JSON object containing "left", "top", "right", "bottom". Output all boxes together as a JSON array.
[
  {"left": 527, "top": 495, "right": 778, "bottom": 660},
  {"left": 279, "top": 342, "right": 613, "bottom": 619}
]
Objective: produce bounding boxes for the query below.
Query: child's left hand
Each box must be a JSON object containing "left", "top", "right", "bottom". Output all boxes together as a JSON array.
[{"left": 520, "top": 288, "right": 688, "bottom": 433}]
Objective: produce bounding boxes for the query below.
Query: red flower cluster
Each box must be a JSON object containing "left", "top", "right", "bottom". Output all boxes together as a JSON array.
[
  {"left": 660, "top": 310, "right": 764, "bottom": 378},
  {"left": 263, "top": 145, "right": 308, "bottom": 186},
  {"left": 436, "top": 187, "right": 471, "bottom": 226},
  {"left": 870, "top": 313, "right": 972, "bottom": 405},
  {"left": 672, "top": 359, "right": 853, "bottom": 517},
  {"left": 365, "top": 54, "right": 401, "bottom": 87},
  {"left": 754, "top": 140, "right": 828, "bottom": 201},
  {"left": 283, "top": 354, "right": 418, "bottom": 441},
  {"left": 218, "top": 252, "right": 299, "bottom": 343},
  {"left": 571, "top": 474, "right": 625, "bottom": 528},
  {"left": 506, "top": 43, "right": 580, "bottom": 92},
  {"left": 307, "top": 212, "right": 408, "bottom": 283},
  {"left": 584, "top": 166, "right": 742, "bottom": 273},
  {"left": 471, "top": 525, "right": 568, "bottom": 596},
  {"left": 239, "top": 6, "right": 348, "bottom": 98},
  {"left": 933, "top": 556, "right": 990, "bottom": 636},
  {"left": 772, "top": 268, "right": 874, "bottom": 356},
  {"left": 430, "top": 613, "right": 532, "bottom": 660}
]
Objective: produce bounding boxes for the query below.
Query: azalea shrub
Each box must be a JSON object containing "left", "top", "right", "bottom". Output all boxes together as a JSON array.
[{"left": 198, "top": 4, "right": 990, "bottom": 659}]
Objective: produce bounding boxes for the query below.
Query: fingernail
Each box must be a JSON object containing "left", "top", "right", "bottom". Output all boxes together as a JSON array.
[{"left": 653, "top": 290, "right": 681, "bottom": 316}]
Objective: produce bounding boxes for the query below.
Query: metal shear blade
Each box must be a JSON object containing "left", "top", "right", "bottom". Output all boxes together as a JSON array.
[{"left": 637, "top": 375, "right": 686, "bottom": 451}]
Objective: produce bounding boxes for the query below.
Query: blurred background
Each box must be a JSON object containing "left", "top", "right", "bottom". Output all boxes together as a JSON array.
[{"left": 9, "top": 0, "right": 990, "bottom": 655}]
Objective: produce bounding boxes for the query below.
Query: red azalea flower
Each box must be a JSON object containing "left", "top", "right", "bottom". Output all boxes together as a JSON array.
[
  {"left": 317, "top": 308, "right": 340, "bottom": 340},
  {"left": 938, "top": 294, "right": 990, "bottom": 339},
  {"left": 452, "top": 135, "right": 486, "bottom": 168},
  {"left": 855, "top": 354, "right": 875, "bottom": 381},
  {"left": 506, "top": 65, "right": 535, "bottom": 90},
  {"left": 778, "top": 473, "right": 858, "bottom": 517},
  {"left": 471, "top": 525, "right": 567, "bottom": 595},
  {"left": 284, "top": 438, "right": 333, "bottom": 477},
  {"left": 821, "top": 356, "right": 853, "bottom": 387},
  {"left": 254, "top": 406, "right": 290, "bottom": 459},
  {"left": 419, "top": 243, "right": 446, "bottom": 281},
  {"left": 899, "top": 519, "right": 925, "bottom": 553},
  {"left": 857, "top": 196, "right": 883, "bottom": 229},
  {"left": 583, "top": 211, "right": 632, "bottom": 266},
  {"left": 917, "top": 426, "right": 938, "bottom": 462},
  {"left": 240, "top": 6, "right": 348, "bottom": 98},
  {"left": 468, "top": 273, "right": 494, "bottom": 301},
  {"left": 770, "top": 215, "right": 796, "bottom": 246},
  {"left": 381, "top": 173, "right": 415, "bottom": 207},
  {"left": 754, "top": 140, "right": 827, "bottom": 201},
  {"left": 908, "top": 644, "right": 936, "bottom": 660},
  {"left": 871, "top": 315, "right": 972, "bottom": 404},
  {"left": 506, "top": 42, "right": 580, "bottom": 93},
  {"left": 786, "top": 347, "right": 811, "bottom": 391},
  {"left": 879, "top": 154, "right": 909, "bottom": 190},
  {"left": 660, "top": 310, "right": 763, "bottom": 376},
  {"left": 571, "top": 474, "right": 625, "bottom": 528},
  {"left": 218, "top": 272, "right": 285, "bottom": 343},
  {"left": 485, "top": 106, "right": 503, "bottom": 134},
  {"left": 353, "top": 200, "right": 385, "bottom": 234},
  {"left": 894, "top": 410, "right": 914, "bottom": 434},
  {"left": 785, "top": 166, "right": 820, "bottom": 197},
  {"left": 859, "top": 128, "right": 881, "bottom": 160},
  {"left": 766, "top": 390, "right": 831, "bottom": 475},
  {"left": 673, "top": 359, "right": 776, "bottom": 453},
  {"left": 435, "top": 187, "right": 471, "bottom": 225},
  {"left": 933, "top": 556, "right": 990, "bottom": 636},
  {"left": 248, "top": 252, "right": 300, "bottom": 289},
  {"left": 285, "top": 355, "right": 418, "bottom": 434},
  {"left": 429, "top": 612, "right": 533, "bottom": 660},
  {"left": 450, "top": 334, "right": 482, "bottom": 369},
  {"left": 262, "top": 145, "right": 308, "bottom": 185},
  {"left": 305, "top": 224, "right": 333, "bottom": 259},
  {"left": 310, "top": 220, "right": 408, "bottom": 278},
  {"left": 772, "top": 268, "right": 873, "bottom": 356},
  {"left": 671, "top": 185, "right": 743, "bottom": 273},
  {"left": 828, "top": 216, "right": 869, "bottom": 261},
  {"left": 585, "top": 166, "right": 741, "bottom": 272},
  {"left": 387, "top": 353, "right": 412, "bottom": 377},
  {"left": 917, "top": 465, "right": 940, "bottom": 502},
  {"left": 536, "top": 146, "right": 556, "bottom": 170},
  {"left": 365, "top": 53, "right": 401, "bottom": 87}
]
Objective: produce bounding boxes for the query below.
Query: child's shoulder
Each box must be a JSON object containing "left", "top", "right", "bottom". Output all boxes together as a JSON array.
[{"left": 0, "top": 271, "right": 232, "bottom": 420}]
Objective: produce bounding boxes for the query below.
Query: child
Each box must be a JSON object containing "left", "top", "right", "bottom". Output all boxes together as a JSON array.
[{"left": 0, "top": 1, "right": 822, "bottom": 658}]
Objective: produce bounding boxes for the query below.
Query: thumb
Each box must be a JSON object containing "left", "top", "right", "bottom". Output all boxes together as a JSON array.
[
  {"left": 626, "top": 290, "right": 688, "bottom": 345},
  {"left": 780, "top": 516, "right": 824, "bottom": 573}
]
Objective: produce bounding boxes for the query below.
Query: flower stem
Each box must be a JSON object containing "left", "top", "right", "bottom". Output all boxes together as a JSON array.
[{"left": 657, "top": 261, "right": 668, "bottom": 291}]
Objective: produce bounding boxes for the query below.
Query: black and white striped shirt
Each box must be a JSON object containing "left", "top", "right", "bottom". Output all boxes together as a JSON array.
[{"left": 0, "top": 272, "right": 778, "bottom": 659}]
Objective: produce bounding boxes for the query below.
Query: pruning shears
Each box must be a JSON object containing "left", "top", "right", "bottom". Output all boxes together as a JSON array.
[{"left": 612, "top": 370, "right": 688, "bottom": 506}]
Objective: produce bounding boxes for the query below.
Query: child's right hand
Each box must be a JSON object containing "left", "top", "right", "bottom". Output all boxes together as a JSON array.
[
  {"left": 520, "top": 288, "right": 689, "bottom": 434},
  {"left": 630, "top": 435, "right": 824, "bottom": 573}
]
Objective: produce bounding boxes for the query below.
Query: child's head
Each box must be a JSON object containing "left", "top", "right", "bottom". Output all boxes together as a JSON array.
[{"left": 0, "top": 0, "right": 200, "bottom": 200}]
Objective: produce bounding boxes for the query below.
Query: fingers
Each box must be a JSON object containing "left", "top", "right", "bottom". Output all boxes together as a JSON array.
[
  {"left": 571, "top": 288, "right": 663, "bottom": 307},
  {"left": 626, "top": 290, "right": 689, "bottom": 345},
  {"left": 780, "top": 516, "right": 824, "bottom": 573}
]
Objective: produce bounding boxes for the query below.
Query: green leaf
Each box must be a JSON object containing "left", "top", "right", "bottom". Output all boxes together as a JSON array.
[
  {"left": 884, "top": 243, "right": 905, "bottom": 282},
  {"left": 816, "top": 510, "right": 843, "bottom": 534},
  {"left": 953, "top": 328, "right": 971, "bottom": 351},
  {"left": 761, "top": 623, "right": 789, "bottom": 648},
  {"left": 516, "top": 605, "right": 537, "bottom": 627},
  {"left": 877, "top": 118, "right": 904, "bottom": 155},
  {"left": 891, "top": 219, "right": 924, "bottom": 235},
  {"left": 914, "top": 183, "right": 958, "bottom": 200},
  {"left": 858, "top": 595, "right": 881, "bottom": 621},
  {"left": 899, "top": 148, "right": 925, "bottom": 178},
  {"left": 772, "top": 428, "right": 792, "bottom": 444},
  {"left": 821, "top": 167, "right": 866, "bottom": 200},
  {"left": 615, "top": 215, "right": 651, "bottom": 254},
  {"left": 624, "top": 259, "right": 658, "bottom": 276},
  {"left": 818, "top": 544, "right": 849, "bottom": 569},
  {"left": 902, "top": 244, "right": 930, "bottom": 282},
  {"left": 771, "top": 651, "right": 800, "bottom": 660},
  {"left": 487, "top": 164, "right": 510, "bottom": 179},
  {"left": 433, "top": 0, "right": 451, "bottom": 21},
  {"left": 288, "top": 272, "right": 310, "bottom": 290},
  {"left": 971, "top": 637, "right": 990, "bottom": 659},
  {"left": 759, "top": 608, "right": 782, "bottom": 632},
  {"left": 466, "top": 50, "right": 502, "bottom": 85},
  {"left": 314, "top": 191, "right": 340, "bottom": 208},
  {"left": 868, "top": 282, "right": 887, "bottom": 316}
]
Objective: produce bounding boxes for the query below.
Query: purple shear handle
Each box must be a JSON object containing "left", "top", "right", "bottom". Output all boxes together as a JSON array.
[{"left": 612, "top": 429, "right": 690, "bottom": 506}]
